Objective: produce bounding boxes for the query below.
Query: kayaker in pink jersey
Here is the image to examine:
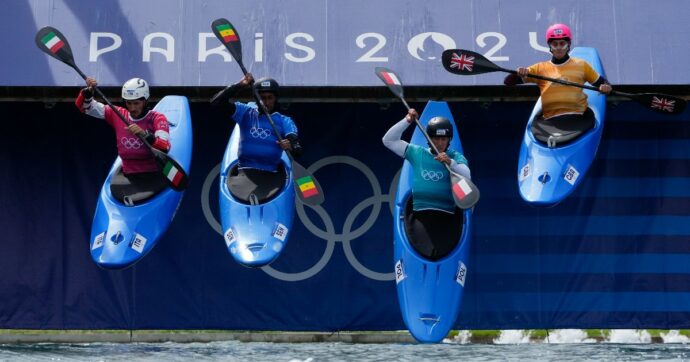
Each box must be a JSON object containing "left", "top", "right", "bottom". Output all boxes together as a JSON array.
[{"left": 75, "top": 77, "right": 171, "bottom": 205}]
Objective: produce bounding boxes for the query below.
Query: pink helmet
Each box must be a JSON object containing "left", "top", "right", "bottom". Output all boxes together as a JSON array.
[{"left": 546, "top": 23, "right": 572, "bottom": 43}]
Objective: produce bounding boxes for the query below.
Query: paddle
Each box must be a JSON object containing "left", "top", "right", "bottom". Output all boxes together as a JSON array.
[
  {"left": 211, "top": 18, "right": 325, "bottom": 206},
  {"left": 441, "top": 49, "right": 687, "bottom": 115},
  {"left": 35, "top": 26, "right": 189, "bottom": 191},
  {"left": 374, "top": 67, "right": 479, "bottom": 210}
]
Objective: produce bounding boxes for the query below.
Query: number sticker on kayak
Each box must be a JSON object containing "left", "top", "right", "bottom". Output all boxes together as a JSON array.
[
  {"left": 563, "top": 164, "right": 580, "bottom": 185},
  {"left": 519, "top": 163, "right": 530, "bottom": 182},
  {"left": 394, "top": 260, "right": 406, "bottom": 284},
  {"left": 272, "top": 223, "right": 289, "bottom": 241},
  {"left": 92, "top": 232, "right": 105, "bottom": 250},
  {"left": 224, "top": 227, "right": 237, "bottom": 247},
  {"left": 456, "top": 261, "right": 467, "bottom": 287},
  {"left": 130, "top": 233, "right": 147, "bottom": 253}
]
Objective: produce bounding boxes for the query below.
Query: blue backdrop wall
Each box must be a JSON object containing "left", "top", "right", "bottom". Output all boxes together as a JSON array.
[{"left": 1, "top": 98, "right": 690, "bottom": 330}]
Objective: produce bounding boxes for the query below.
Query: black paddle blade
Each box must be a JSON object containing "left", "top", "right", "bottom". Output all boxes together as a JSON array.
[
  {"left": 292, "top": 161, "right": 324, "bottom": 206},
  {"left": 627, "top": 93, "right": 687, "bottom": 115},
  {"left": 374, "top": 67, "right": 405, "bottom": 99},
  {"left": 442, "top": 49, "right": 504, "bottom": 76},
  {"left": 153, "top": 150, "right": 189, "bottom": 191},
  {"left": 35, "top": 26, "right": 76, "bottom": 67},
  {"left": 211, "top": 18, "right": 243, "bottom": 64}
]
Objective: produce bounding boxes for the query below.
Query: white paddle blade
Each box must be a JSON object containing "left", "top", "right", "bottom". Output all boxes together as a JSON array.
[{"left": 450, "top": 172, "right": 479, "bottom": 209}]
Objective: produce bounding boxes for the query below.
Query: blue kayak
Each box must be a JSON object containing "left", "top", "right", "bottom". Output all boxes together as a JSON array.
[
  {"left": 517, "top": 47, "right": 607, "bottom": 207},
  {"left": 393, "top": 101, "right": 473, "bottom": 343},
  {"left": 89, "top": 95, "right": 193, "bottom": 269},
  {"left": 219, "top": 124, "right": 295, "bottom": 267}
]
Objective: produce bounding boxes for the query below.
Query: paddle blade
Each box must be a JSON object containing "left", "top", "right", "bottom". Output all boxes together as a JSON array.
[
  {"left": 442, "top": 49, "right": 504, "bottom": 76},
  {"left": 374, "top": 67, "right": 405, "bottom": 99},
  {"left": 154, "top": 150, "right": 189, "bottom": 191},
  {"left": 628, "top": 93, "right": 687, "bottom": 115},
  {"left": 450, "top": 172, "right": 479, "bottom": 209},
  {"left": 211, "top": 18, "right": 243, "bottom": 64},
  {"left": 35, "top": 26, "right": 76, "bottom": 67},
  {"left": 292, "top": 162, "right": 324, "bottom": 206}
]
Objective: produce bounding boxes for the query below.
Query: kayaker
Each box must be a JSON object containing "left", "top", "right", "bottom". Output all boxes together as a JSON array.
[
  {"left": 382, "top": 108, "right": 471, "bottom": 260},
  {"left": 75, "top": 77, "right": 171, "bottom": 206},
  {"left": 504, "top": 23, "right": 612, "bottom": 142},
  {"left": 210, "top": 73, "right": 302, "bottom": 203}
]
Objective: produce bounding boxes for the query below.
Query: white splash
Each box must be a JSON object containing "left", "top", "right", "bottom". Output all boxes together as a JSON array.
[
  {"left": 545, "top": 329, "right": 597, "bottom": 344},
  {"left": 444, "top": 330, "right": 471, "bottom": 344},
  {"left": 661, "top": 330, "right": 690, "bottom": 344},
  {"left": 494, "top": 330, "right": 531, "bottom": 344},
  {"left": 606, "top": 329, "right": 651, "bottom": 343}
]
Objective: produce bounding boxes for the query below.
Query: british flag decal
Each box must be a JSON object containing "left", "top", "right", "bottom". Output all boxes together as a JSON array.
[
  {"left": 651, "top": 96, "right": 675, "bottom": 113},
  {"left": 450, "top": 52, "right": 475, "bottom": 72}
]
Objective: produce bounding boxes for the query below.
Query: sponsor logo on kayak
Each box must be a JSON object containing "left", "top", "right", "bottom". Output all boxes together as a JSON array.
[
  {"left": 92, "top": 232, "right": 105, "bottom": 250},
  {"left": 272, "top": 223, "right": 289, "bottom": 242},
  {"left": 395, "top": 260, "right": 406, "bottom": 284},
  {"left": 456, "top": 261, "right": 467, "bottom": 287},
  {"left": 563, "top": 164, "right": 580, "bottom": 185},
  {"left": 224, "top": 227, "right": 237, "bottom": 247},
  {"left": 519, "top": 163, "right": 530, "bottom": 182},
  {"left": 130, "top": 233, "right": 147, "bottom": 253}
]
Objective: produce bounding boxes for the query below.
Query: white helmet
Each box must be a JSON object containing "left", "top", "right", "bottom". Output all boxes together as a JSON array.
[{"left": 121, "top": 78, "right": 150, "bottom": 100}]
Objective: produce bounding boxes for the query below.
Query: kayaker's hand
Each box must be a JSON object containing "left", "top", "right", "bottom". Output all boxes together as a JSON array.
[
  {"left": 435, "top": 152, "right": 451, "bottom": 165},
  {"left": 517, "top": 67, "right": 529, "bottom": 77},
  {"left": 127, "top": 124, "right": 146, "bottom": 137},
  {"left": 599, "top": 83, "right": 612, "bottom": 94},
  {"left": 239, "top": 73, "right": 254, "bottom": 88},
  {"left": 85, "top": 77, "right": 98, "bottom": 88},
  {"left": 277, "top": 138, "right": 292, "bottom": 151},
  {"left": 405, "top": 109, "right": 418, "bottom": 123}
]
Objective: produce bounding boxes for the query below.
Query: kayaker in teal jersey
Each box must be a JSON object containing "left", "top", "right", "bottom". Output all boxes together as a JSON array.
[{"left": 383, "top": 108, "right": 472, "bottom": 259}]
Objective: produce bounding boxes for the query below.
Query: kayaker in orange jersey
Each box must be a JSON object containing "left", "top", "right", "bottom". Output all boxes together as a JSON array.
[{"left": 504, "top": 23, "right": 613, "bottom": 143}]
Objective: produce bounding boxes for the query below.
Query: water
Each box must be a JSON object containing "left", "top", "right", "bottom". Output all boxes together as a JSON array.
[{"left": 3, "top": 340, "right": 690, "bottom": 361}]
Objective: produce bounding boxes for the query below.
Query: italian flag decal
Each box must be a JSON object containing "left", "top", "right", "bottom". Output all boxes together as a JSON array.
[
  {"left": 379, "top": 71, "right": 401, "bottom": 86},
  {"left": 163, "top": 161, "right": 183, "bottom": 188},
  {"left": 452, "top": 178, "right": 473, "bottom": 200},
  {"left": 296, "top": 176, "right": 319, "bottom": 198},
  {"left": 40, "top": 32, "right": 65, "bottom": 54},
  {"left": 215, "top": 23, "right": 239, "bottom": 43}
]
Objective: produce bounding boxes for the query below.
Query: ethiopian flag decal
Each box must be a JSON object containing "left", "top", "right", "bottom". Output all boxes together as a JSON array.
[
  {"left": 296, "top": 176, "right": 319, "bottom": 199},
  {"left": 163, "top": 161, "right": 184, "bottom": 188},
  {"left": 215, "top": 23, "right": 239, "bottom": 43},
  {"left": 40, "top": 31, "right": 65, "bottom": 54}
]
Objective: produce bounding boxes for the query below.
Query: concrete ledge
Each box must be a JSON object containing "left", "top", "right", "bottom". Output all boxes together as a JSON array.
[{"left": 0, "top": 331, "right": 417, "bottom": 344}]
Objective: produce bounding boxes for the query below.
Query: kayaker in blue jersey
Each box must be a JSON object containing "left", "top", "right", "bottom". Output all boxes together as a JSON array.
[
  {"left": 211, "top": 73, "right": 303, "bottom": 204},
  {"left": 383, "top": 108, "right": 472, "bottom": 260}
]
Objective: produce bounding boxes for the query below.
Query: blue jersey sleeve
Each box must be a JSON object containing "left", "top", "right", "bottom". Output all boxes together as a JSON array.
[
  {"left": 232, "top": 102, "right": 257, "bottom": 127},
  {"left": 279, "top": 115, "right": 299, "bottom": 137}
]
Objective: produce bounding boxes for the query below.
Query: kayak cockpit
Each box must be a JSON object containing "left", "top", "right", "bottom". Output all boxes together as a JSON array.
[{"left": 226, "top": 163, "right": 288, "bottom": 205}]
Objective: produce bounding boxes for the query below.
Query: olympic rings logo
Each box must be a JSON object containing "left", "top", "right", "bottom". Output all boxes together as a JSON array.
[
  {"left": 201, "top": 156, "right": 398, "bottom": 283},
  {"left": 421, "top": 169, "right": 444, "bottom": 181},
  {"left": 120, "top": 137, "right": 143, "bottom": 149},
  {"left": 249, "top": 127, "right": 272, "bottom": 139}
]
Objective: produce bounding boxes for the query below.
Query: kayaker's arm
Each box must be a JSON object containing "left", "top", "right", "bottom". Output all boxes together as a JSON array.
[
  {"left": 285, "top": 133, "right": 303, "bottom": 157},
  {"left": 449, "top": 160, "right": 472, "bottom": 180},
  {"left": 503, "top": 73, "right": 524, "bottom": 86},
  {"left": 210, "top": 74, "right": 254, "bottom": 114},
  {"left": 382, "top": 118, "right": 412, "bottom": 157}
]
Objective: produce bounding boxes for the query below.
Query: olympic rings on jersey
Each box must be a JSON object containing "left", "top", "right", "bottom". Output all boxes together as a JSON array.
[
  {"left": 421, "top": 169, "right": 444, "bottom": 181},
  {"left": 201, "top": 156, "right": 398, "bottom": 283},
  {"left": 249, "top": 127, "right": 272, "bottom": 139},
  {"left": 120, "top": 137, "right": 143, "bottom": 149}
]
